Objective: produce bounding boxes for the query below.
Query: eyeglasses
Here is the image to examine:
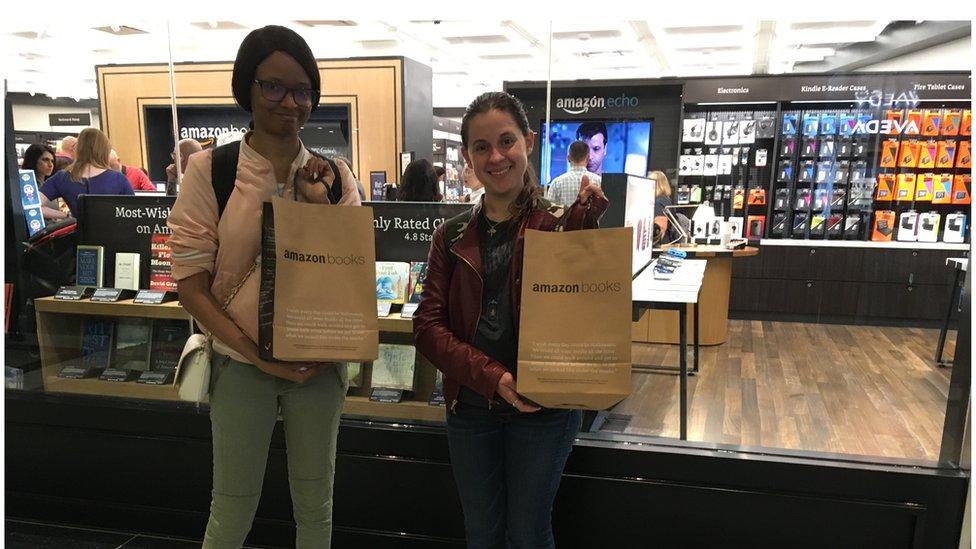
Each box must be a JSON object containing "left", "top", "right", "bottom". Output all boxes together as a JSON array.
[{"left": 253, "top": 79, "right": 319, "bottom": 107}]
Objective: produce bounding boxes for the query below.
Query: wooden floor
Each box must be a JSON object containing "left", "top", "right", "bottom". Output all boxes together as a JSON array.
[{"left": 610, "top": 320, "right": 956, "bottom": 462}]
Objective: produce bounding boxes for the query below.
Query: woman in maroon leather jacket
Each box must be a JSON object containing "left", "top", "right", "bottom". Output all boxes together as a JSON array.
[{"left": 413, "top": 91, "right": 607, "bottom": 549}]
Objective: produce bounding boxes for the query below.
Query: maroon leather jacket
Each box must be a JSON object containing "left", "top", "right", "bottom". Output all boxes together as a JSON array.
[{"left": 413, "top": 194, "right": 609, "bottom": 410}]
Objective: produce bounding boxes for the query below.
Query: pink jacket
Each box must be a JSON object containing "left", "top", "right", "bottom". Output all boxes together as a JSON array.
[{"left": 167, "top": 134, "right": 361, "bottom": 363}]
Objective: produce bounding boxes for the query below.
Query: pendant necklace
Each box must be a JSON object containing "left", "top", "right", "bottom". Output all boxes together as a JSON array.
[
  {"left": 485, "top": 213, "right": 509, "bottom": 236},
  {"left": 485, "top": 218, "right": 503, "bottom": 236}
]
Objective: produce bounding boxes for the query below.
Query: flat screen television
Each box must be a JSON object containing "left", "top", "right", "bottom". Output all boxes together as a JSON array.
[{"left": 540, "top": 119, "right": 652, "bottom": 182}]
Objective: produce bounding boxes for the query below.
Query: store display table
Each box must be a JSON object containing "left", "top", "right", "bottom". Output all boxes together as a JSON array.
[
  {"left": 936, "top": 257, "right": 968, "bottom": 367},
  {"left": 630, "top": 258, "right": 706, "bottom": 440},
  {"left": 633, "top": 245, "right": 757, "bottom": 346}
]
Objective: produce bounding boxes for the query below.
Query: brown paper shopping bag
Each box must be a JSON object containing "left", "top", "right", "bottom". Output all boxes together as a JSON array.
[
  {"left": 259, "top": 196, "right": 378, "bottom": 362},
  {"left": 517, "top": 227, "right": 632, "bottom": 410}
]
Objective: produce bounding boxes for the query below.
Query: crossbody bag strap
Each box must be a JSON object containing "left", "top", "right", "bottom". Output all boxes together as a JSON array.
[
  {"left": 222, "top": 258, "right": 258, "bottom": 310},
  {"left": 192, "top": 259, "right": 258, "bottom": 337}
]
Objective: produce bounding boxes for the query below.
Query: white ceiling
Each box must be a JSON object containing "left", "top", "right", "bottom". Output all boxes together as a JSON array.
[{"left": 0, "top": 19, "right": 960, "bottom": 107}]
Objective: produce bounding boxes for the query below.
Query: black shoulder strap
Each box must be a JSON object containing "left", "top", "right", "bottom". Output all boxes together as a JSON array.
[
  {"left": 211, "top": 141, "right": 241, "bottom": 219},
  {"left": 306, "top": 150, "right": 344, "bottom": 204}
]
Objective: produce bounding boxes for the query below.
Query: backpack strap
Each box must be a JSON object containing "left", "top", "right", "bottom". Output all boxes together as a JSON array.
[
  {"left": 305, "top": 150, "right": 344, "bottom": 204},
  {"left": 210, "top": 140, "right": 241, "bottom": 219}
]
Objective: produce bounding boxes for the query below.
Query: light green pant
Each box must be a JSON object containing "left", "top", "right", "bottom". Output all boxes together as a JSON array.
[{"left": 203, "top": 354, "right": 347, "bottom": 549}]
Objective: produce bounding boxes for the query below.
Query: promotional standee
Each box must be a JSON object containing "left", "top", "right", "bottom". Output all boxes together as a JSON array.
[{"left": 17, "top": 170, "right": 45, "bottom": 237}]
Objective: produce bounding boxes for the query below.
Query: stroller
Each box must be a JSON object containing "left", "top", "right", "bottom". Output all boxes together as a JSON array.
[{"left": 13, "top": 217, "right": 78, "bottom": 335}]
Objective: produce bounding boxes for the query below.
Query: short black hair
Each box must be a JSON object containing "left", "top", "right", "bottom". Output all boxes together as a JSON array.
[
  {"left": 231, "top": 25, "right": 321, "bottom": 113},
  {"left": 567, "top": 140, "right": 590, "bottom": 163},
  {"left": 576, "top": 121, "right": 607, "bottom": 142}
]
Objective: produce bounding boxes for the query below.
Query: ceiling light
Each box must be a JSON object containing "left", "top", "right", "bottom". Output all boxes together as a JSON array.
[
  {"left": 93, "top": 25, "right": 148, "bottom": 36},
  {"left": 295, "top": 20, "right": 358, "bottom": 27},
  {"left": 191, "top": 21, "right": 247, "bottom": 31}
]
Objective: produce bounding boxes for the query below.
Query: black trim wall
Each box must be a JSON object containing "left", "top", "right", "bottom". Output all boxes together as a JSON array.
[{"left": 5, "top": 391, "right": 969, "bottom": 548}]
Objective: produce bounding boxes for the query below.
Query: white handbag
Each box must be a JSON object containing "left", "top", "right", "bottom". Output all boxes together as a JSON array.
[
  {"left": 173, "top": 260, "right": 257, "bottom": 402},
  {"left": 174, "top": 333, "right": 211, "bottom": 402}
]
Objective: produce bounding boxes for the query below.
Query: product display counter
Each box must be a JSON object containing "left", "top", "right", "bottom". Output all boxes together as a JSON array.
[
  {"left": 633, "top": 245, "right": 758, "bottom": 345},
  {"left": 31, "top": 297, "right": 447, "bottom": 423}
]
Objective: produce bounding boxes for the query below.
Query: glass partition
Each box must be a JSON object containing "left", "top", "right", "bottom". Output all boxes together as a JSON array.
[
  {"left": 541, "top": 20, "right": 970, "bottom": 471},
  {"left": 4, "top": 18, "right": 970, "bottom": 473}
]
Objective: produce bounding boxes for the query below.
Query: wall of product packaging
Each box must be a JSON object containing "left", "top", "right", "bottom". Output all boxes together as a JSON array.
[{"left": 676, "top": 74, "right": 971, "bottom": 245}]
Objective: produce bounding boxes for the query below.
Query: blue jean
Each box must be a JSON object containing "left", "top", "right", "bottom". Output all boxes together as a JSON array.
[{"left": 446, "top": 403, "right": 582, "bottom": 549}]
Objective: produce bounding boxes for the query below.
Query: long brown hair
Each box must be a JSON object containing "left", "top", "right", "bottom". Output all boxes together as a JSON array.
[
  {"left": 460, "top": 91, "right": 542, "bottom": 219},
  {"left": 67, "top": 128, "right": 112, "bottom": 182}
]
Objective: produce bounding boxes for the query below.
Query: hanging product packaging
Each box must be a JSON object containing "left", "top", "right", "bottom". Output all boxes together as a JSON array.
[
  {"left": 259, "top": 196, "right": 378, "bottom": 362},
  {"left": 517, "top": 227, "right": 632, "bottom": 410}
]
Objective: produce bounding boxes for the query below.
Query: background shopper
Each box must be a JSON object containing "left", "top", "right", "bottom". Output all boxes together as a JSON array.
[
  {"left": 109, "top": 149, "right": 156, "bottom": 191},
  {"left": 413, "top": 91, "right": 607, "bottom": 549},
  {"left": 21, "top": 143, "right": 56, "bottom": 185},
  {"left": 167, "top": 25, "right": 360, "bottom": 549},
  {"left": 39, "top": 128, "right": 133, "bottom": 219},
  {"left": 649, "top": 170, "right": 677, "bottom": 244},
  {"left": 398, "top": 158, "right": 443, "bottom": 201},
  {"left": 22, "top": 143, "right": 67, "bottom": 220},
  {"left": 461, "top": 165, "right": 484, "bottom": 203},
  {"left": 546, "top": 139, "right": 602, "bottom": 205}
]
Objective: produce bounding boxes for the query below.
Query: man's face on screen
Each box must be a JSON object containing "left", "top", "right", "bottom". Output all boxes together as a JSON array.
[{"left": 585, "top": 133, "right": 606, "bottom": 174}]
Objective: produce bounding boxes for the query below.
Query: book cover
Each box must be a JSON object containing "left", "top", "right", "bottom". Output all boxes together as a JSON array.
[
  {"left": 114, "top": 252, "right": 141, "bottom": 290},
  {"left": 76, "top": 245, "right": 104, "bottom": 287},
  {"left": 369, "top": 343, "right": 416, "bottom": 391},
  {"left": 80, "top": 319, "right": 115, "bottom": 371},
  {"left": 149, "top": 319, "right": 190, "bottom": 373},
  {"left": 149, "top": 233, "right": 177, "bottom": 292},
  {"left": 111, "top": 317, "right": 152, "bottom": 371},
  {"left": 375, "top": 261, "right": 410, "bottom": 304},
  {"left": 400, "top": 262, "right": 428, "bottom": 318}
]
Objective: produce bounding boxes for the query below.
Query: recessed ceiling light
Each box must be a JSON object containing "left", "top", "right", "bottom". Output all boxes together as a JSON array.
[
  {"left": 444, "top": 35, "right": 510, "bottom": 45},
  {"left": 92, "top": 25, "right": 148, "bottom": 36},
  {"left": 295, "top": 20, "right": 358, "bottom": 27},
  {"left": 190, "top": 21, "right": 247, "bottom": 31}
]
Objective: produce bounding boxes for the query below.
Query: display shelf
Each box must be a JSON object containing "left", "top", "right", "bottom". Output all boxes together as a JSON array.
[
  {"left": 33, "top": 297, "right": 441, "bottom": 420},
  {"left": 34, "top": 297, "right": 190, "bottom": 320},
  {"left": 758, "top": 239, "right": 970, "bottom": 250},
  {"left": 343, "top": 396, "right": 444, "bottom": 422},
  {"left": 658, "top": 244, "right": 760, "bottom": 258},
  {"left": 39, "top": 374, "right": 182, "bottom": 401},
  {"left": 378, "top": 313, "right": 414, "bottom": 334}
]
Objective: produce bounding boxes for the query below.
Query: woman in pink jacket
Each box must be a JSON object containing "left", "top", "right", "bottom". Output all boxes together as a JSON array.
[{"left": 167, "top": 26, "right": 360, "bottom": 549}]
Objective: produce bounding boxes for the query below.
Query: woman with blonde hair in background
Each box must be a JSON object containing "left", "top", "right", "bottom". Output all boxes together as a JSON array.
[
  {"left": 648, "top": 169, "right": 677, "bottom": 244},
  {"left": 39, "top": 127, "right": 133, "bottom": 219}
]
